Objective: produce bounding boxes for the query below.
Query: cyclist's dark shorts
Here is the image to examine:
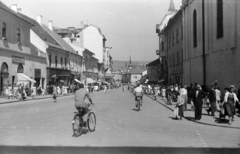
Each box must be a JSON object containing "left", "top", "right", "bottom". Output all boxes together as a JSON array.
[
  {"left": 135, "top": 96, "right": 143, "bottom": 101},
  {"left": 76, "top": 107, "right": 89, "bottom": 117}
]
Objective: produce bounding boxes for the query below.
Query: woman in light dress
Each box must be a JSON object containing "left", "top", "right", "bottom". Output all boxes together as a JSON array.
[
  {"left": 31, "top": 85, "right": 36, "bottom": 99},
  {"left": 174, "top": 92, "right": 184, "bottom": 120}
]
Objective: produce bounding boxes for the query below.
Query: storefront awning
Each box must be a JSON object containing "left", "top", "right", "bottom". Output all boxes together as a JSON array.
[
  {"left": 86, "top": 78, "right": 95, "bottom": 84},
  {"left": 16, "top": 73, "right": 36, "bottom": 85},
  {"left": 74, "top": 79, "right": 82, "bottom": 84}
]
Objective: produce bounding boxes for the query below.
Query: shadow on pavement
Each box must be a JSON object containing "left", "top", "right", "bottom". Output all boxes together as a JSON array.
[
  {"left": 132, "top": 108, "right": 140, "bottom": 112},
  {"left": 215, "top": 118, "right": 229, "bottom": 124},
  {"left": 0, "top": 146, "right": 240, "bottom": 154}
]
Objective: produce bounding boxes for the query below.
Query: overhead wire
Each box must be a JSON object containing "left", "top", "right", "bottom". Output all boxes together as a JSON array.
[{"left": 95, "top": 2, "right": 163, "bottom": 25}]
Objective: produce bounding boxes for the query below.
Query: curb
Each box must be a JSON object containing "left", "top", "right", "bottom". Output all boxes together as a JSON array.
[
  {"left": 145, "top": 94, "right": 240, "bottom": 130},
  {"left": 0, "top": 94, "right": 73, "bottom": 105}
]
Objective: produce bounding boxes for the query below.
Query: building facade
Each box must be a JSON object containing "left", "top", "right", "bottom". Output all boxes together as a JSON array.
[
  {"left": 0, "top": 3, "right": 47, "bottom": 95},
  {"left": 182, "top": 0, "right": 240, "bottom": 88},
  {"left": 146, "top": 59, "right": 160, "bottom": 84},
  {"left": 156, "top": 0, "right": 177, "bottom": 85},
  {"left": 164, "top": 10, "right": 183, "bottom": 85}
]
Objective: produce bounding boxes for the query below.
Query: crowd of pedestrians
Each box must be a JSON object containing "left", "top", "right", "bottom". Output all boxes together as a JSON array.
[{"left": 129, "top": 81, "right": 240, "bottom": 125}]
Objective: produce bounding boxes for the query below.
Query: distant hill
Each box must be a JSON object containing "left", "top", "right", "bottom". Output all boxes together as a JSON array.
[{"left": 112, "top": 60, "right": 149, "bottom": 71}]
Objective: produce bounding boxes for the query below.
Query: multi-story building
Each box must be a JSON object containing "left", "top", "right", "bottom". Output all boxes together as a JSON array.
[
  {"left": 163, "top": 9, "right": 183, "bottom": 85},
  {"left": 0, "top": 3, "right": 47, "bottom": 95},
  {"left": 146, "top": 59, "right": 160, "bottom": 84},
  {"left": 182, "top": 0, "right": 240, "bottom": 88},
  {"left": 156, "top": 0, "right": 177, "bottom": 85}
]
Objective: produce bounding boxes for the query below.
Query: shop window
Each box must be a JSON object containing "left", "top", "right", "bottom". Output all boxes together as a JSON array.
[
  {"left": 217, "top": 0, "right": 223, "bottom": 38},
  {"left": 17, "top": 64, "right": 24, "bottom": 73},
  {"left": 193, "top": 10, "right": 197, "bottom": 48},
  {"left": 2, "top": 23, "right": 6, "bottom": 38},
  {"left": 61, "top": 57, "right": 63, "bottom": 67}
]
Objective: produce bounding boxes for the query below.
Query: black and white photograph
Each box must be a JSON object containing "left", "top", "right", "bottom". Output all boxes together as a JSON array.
[{"left": 0, "top": 0, "right": 240, "bottom": 153}]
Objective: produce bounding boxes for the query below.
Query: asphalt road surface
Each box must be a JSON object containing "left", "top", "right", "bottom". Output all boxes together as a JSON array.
[{"left": 0, "top": 88, "right": 240, "bottom": 153}]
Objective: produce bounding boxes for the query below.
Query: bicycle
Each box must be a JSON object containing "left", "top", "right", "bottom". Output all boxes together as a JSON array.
[
  {"left": 72, "top": 105, "right": 96, "bottom": 137},
  {"left": 136, "top": 96, "right": 142, "bottom": 111}
]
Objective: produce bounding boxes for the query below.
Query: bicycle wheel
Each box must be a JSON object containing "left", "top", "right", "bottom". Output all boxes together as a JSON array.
[
  {"left": 72, "top": 114, "right": 83, "bottom": 136},
  {"left": 87, "top": 112, "right": 96, "bottom": 132},
  {"left": 137, "top": 100, "right": 140, "bottom": 111}
]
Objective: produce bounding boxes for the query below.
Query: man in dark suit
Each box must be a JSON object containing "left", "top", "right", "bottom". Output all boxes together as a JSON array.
[
  {"left": 193, "top": 85, "right": 204, "bottom": 120},
  {"left": 207, "top": 85, "right": 216, "bottom": 116}
]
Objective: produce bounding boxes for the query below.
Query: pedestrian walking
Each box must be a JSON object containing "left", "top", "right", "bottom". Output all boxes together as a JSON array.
[
  {"left": 122, "top": 84, "right": 125, "bottom": 92},
  {"left": 53, "top": 85, "right": 57, "bottom": 103},
  {"left": 31, "top": 85, "right": 36, "bottom": 99},
  {"left": 193, "top": 85, "right": 204, "bottom": 120},
  {"left": 161, "top": 86, "right": 166, "bottom": 100},
  {"left": 206, "top": 85, "right": 217, "bottom": 116},
  {"left": 223, "top": 85, "right": 239, "bottom": 125},
  {"left": 215, "top": 86, "right": 221, "bottom": 111},
  {"left": 104, "top": 85, "right": 107, "bottom": 93},
  {"left": 180, "top": 84, "right": 188, "bottom": 111},
  {"left": 173, "top": 92, "right": 184, "bottom": 120}
]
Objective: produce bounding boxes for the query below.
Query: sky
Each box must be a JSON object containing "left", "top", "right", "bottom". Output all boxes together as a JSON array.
[{"left": 1, "top": 0, "right": 182, "bottom": 61}]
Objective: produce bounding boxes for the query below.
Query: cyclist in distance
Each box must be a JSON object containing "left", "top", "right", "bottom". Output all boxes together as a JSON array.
[
  {"left": 75, "top": 83, "right": 94, "bottom": 118},
  {"left": 133, "top": 84, "right": 144, "bottom": 107}
]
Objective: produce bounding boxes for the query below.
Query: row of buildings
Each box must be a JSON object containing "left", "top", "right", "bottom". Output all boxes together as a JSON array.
[
  {"left": 0, "top": 1, "right": 113, "bottom": 95},
  {"left": 153, "top": 0, "right": 240, "bottom": 89}
]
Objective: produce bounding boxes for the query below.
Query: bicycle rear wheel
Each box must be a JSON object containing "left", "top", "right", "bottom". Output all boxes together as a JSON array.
[
  {"left": 72, "top": 114, "right": 83, "bottom": 136},
  {"left": 137, "top": 100, "right": 140, "bottom": 111},
  {"left": 87, "top": 112, "right": 96, "bottom": 132}
]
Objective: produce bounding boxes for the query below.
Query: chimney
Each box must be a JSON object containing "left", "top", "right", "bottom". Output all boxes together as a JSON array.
[
  {"left": 48, "top": 20, "right": 53, "bottom": 31},
  {"left": 10, "top": 4, "right": 18, "bottom": 13},
  {"left": 17, "top": 8, "right": 22, "bottom": 13},
  {"left": 81, "top": 21, "right": 84, "bottom": 29},
  {"left": 36, "top": 15, "right": 42, "bottom": 24}
]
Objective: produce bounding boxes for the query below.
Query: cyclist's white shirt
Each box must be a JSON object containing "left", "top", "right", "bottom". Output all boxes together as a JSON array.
[{"left": 134, "top": 87, "right": 143, "bottom": 93}]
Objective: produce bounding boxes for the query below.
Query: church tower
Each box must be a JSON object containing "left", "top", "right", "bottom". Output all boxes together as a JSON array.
[{"left": 168, "top": 0, "right": 176, "bottom": 14}]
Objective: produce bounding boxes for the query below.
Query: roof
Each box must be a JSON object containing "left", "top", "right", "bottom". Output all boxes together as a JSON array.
[
  {"left": 157, "top": 12, "right": 176, "bottom": 32},
  {"left": 146, "top": 59, "right": 160, "bottom": 67},
  {"left": 0, "top": 1, "right": 34, "bottom": 26},
  {"left": 63, "top": 38, "right": 84, "bottom": 56},
  {"left": 128, "top": 68, "right": 145, "bottom": 74},
  {"left": 18, "top": 13, "right": 62, "bottom": 47},
  {"left": 42, "top": 25, "right": 76, "bottom": 53},
  {"left": 77, "top": 25, "right": 106, "bottom": 38}
]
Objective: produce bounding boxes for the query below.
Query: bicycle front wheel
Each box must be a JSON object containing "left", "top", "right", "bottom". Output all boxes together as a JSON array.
[
  {"left": 72, "top": 114, "right": 83, "bottom": 136},
  {"left": 87, "top": 112, "right": 96, "bottom": 132}
]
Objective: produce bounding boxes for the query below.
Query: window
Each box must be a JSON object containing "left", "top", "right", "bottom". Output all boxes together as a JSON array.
[
  {"left": 2, "top": 23, "right": 6, "bottom": 38},
  {"left": 172, "top": 33, "right": 175, "bottom": 46},
  {"left": 176, "top": 29, "right": 179, "bottom": 43},
  {"left": 217, "top": 0, "right": 223, "bottom": 38},
  {"left": 193, "top": 10, "right": 197, "bottom": 47},
  {"left": 65, "top": 58, "right": 67, "bottom": 67},
  {"left": 161, "top": 42, "right": 164, "bottom": 51},
  {"left": 169, "top": 56, "right": 171, "bottom": 67},
  {"left": 17, "top": 64, "right": 24, "bottom": 73},
  {"left": 61, "top": 57, "right": 63, "bottom": 67},
  {"left": 49, "top": 55, "right": 51, "bottom": 67},
  {"left": 17, "top": 29, "right": 20, "bottom": 42},
  {"left": 169, "top": 36, "right": 171, "bottom": 48},
  {"left": 181, "top": 26, "right": 183, "bottom": 40},
  {"left": 55, "top": 56, "right": 57, "bottom": 68},
  {"left": 173, "top": 54, "right": 175, "bottom": 66},
  {"left": 177, "top": 52, "right": 180, "bottom": 65}
]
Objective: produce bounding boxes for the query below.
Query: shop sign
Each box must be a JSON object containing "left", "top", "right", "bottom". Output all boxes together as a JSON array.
[
  {"left": 12, "top": 56, "right": 25, "bottom": 64},
  {"left": 35, "top": 69, "right": 41, "bottom": 78}
]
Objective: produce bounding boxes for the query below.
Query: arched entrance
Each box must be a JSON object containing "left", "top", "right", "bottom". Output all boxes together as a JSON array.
[
  {"left": 17, "top": 64, "right": 24, "bottom": 73},
  {"left": 0, "top": 62, "right": 9, "bottom": 96}
]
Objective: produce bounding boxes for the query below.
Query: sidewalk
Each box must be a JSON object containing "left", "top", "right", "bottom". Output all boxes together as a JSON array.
[
  {"left": 146, "top": 94, "right": 240, "bottom": 129},
  {"left": 0, "top": 94, "right": 73, "bottom": 105}
]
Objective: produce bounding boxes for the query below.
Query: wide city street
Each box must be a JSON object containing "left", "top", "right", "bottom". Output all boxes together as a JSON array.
[{"left": 0, "top": 88, "right": 240, "bottom": 153}]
